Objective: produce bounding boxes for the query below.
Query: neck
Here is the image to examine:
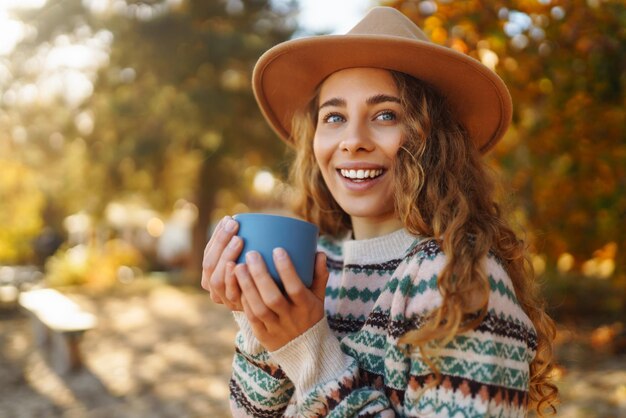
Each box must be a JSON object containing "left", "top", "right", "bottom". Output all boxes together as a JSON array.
[{"left": 351, "top": 215, "right": 404, "bottom": 240}]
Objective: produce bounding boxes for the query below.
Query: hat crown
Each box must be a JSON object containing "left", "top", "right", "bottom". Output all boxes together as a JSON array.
[
  {"left": 347, "top": 7, "right": 430, "bottom": 43},
  {"left": 252, "top": 6, "right": 512, "bottom": 153}
]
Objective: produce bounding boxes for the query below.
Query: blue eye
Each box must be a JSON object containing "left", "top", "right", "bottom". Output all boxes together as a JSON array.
[
  {"left": 376, "top": 111, "right": 396, "bottom": 121},
  {"left": 323, "top": 113, "right": 345, "bottom": 124}
]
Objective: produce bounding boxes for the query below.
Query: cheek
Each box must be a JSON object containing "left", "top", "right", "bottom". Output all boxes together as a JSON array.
[
  {"left": 312, "top": 136, "right": 328, "bottom": 170},
  {"left": 386, "top": 136, "right": 405, "bottom": 162},
  {"left": 313, "top": 140, "right": 337, "bottom": 192},
  {"left": 312, "top": 140, "right": 326, "bottom": 182},
  {"left": 312, "top": 138, "right": 320, "bottom": 163}
]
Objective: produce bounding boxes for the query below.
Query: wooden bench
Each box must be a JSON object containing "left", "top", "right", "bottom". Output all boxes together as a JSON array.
[{"left": 19, "top": 288, "right": 97, "bottom": 375}]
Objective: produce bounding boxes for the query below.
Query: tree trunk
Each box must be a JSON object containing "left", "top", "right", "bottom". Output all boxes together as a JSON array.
[{"left": 186, "top": 155, "right": 221, "bottom": 285}]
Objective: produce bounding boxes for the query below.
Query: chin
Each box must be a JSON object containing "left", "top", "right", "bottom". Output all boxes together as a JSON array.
[{"left": 341, "top": 205, "right": 395, "bottom": 220}]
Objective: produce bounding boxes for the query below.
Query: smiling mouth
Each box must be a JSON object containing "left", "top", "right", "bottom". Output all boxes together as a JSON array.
[{"left": 338, "top": 168, "right": 385, "bottom": 182}]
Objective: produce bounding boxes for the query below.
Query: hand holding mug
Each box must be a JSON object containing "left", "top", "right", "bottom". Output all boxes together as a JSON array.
[
  {"left": 235, "top": 248, "right": 329, "bottom": 352},
  {"left": 227, "top": 213, "right": 322, "bottom": 351}
]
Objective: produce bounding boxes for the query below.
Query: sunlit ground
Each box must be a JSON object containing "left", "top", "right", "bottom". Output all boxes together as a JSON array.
[
  {"left": 1, "top": 278, "right": 624, "bottom": 418},
  {"left": 0, "top": 280, "right": 236, "bottom": 417},
  {"left": 549, "top": 323, "right": 626, "bottom": 417}
]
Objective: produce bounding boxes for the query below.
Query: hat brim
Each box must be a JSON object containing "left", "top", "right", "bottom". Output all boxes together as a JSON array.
[{"left": 253, "top": 35, "right": 512, "bottom": 153}]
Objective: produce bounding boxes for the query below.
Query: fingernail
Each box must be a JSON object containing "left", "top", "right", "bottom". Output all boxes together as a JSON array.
[
  {"left": 246, "top": 251, "right": 260, "bottom": 263},
  {"left": 273, "top": 248, "right": 287, "bottom": 260},
  {"left": 228, "top": 236, "right": 240, "bottom": 248},
  {"left": 225, "top": 219, "right": 236, "bottom": 232}
]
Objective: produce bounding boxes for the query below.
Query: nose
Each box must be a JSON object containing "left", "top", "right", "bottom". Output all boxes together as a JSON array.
[{"left": 339, "top": 119, "right": 374, "bottom": 153}]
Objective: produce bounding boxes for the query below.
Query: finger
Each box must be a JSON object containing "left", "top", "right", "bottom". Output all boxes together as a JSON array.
[
  {"left": 201, "top": 217, "right": 227, "bottom": 291},
  {"left": 208, "top": 235, "right": 243, "bottom": 300},
  {"left": 208, "top": 266, "right": 225, "bottom": 303},
  {"left": 201, "top": 217, "right": 239, "bottom": 288},
  {"left": 201, "top": 267, "right": 213, "bottom": 293},
  {"left": 310, "top": 252, "right": 329, "bottom": 301},
  {"left": 246, "top": 251, "right": 289, "bottom": 314},
  {"left": 225, "top": 261, "right": 243, "bottom": 311},
  {"left": 209, "top": 289, "right": 224, "bottom": 304},
  {"left": 203, "top": 217, "right": 239, "bottom": 271},
  {"left": 241, "top": 295, "right": 266, "bottom": 332},
  {"left": 272, "top": 247, "right": 308, "bottom": 305},
  {"left": 204, "top": 216, "right": 227, "bottom": 257},
  {"left": 235, "top": 263, "right": 278, "bottom": 323}
]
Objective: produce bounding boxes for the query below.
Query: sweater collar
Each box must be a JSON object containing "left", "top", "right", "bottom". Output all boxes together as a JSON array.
[{"left": 342, "top": 228, "right": 419, "bottom": 265}]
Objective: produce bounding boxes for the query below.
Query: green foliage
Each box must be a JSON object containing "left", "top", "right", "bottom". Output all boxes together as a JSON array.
[
  {"left": 0, "top": 159, "right": 44, "bottom": 263},
  {"left": 88, "top": 0, "right": 298, "bottom": 273},
  {"left": 1, "top": 0, "right": 296, "bottom": 271},
  {"left": 87, "top": 0, "right": 296, "bottom": 208},
  {"left": 45, "top": 239, "right": 143, "bottom": 290},
  {"left": 544, "top": 270, "right": 626, "bottom": 320}
]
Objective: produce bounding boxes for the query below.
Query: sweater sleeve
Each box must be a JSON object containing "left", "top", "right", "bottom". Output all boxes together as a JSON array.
[
  {"left": 395, "top": 250, "right": 535, "bottom": 417},
  {"left": 269, "top": 316, "right": 395, "bottom": 417},
  {"left": 229, "top": 312, "right": 295, "bottom": 417}
]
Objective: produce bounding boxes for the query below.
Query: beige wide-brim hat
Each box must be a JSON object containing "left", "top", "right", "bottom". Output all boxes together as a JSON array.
[{"left": 252, "top": 6, "right": 512, "bottom": 154}]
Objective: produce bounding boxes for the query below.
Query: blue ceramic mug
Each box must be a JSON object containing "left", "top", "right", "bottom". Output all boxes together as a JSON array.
[{"left": 234, "top": 213, "right": 319, "bottom": 288}]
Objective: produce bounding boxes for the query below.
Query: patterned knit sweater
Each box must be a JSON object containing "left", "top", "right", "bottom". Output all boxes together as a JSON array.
[{"left": 229, "top": 229, "right": 537, "bottom": 417}]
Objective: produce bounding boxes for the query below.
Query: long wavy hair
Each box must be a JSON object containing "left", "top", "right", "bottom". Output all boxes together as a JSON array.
[{"left": 288, "top": 70, "right": 558, "bottom": 415}]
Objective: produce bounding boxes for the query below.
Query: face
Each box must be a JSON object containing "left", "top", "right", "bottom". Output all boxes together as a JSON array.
[{"left": 313, "top": 68, "right": 404, "bottom": 224}]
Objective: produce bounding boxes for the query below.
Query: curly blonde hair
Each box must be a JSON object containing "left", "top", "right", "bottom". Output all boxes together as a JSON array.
[{"left": 287, "top": 70, "right": 558, "bottom": 415}]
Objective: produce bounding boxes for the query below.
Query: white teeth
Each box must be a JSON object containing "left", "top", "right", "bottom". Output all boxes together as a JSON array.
[{"left": 340, "top": 168, "right": 384, "bottom": 180}]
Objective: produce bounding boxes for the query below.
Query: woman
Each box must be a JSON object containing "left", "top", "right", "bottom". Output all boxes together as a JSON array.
[{"left": 202, "top": 7, "right": 558, "bottom": 417}]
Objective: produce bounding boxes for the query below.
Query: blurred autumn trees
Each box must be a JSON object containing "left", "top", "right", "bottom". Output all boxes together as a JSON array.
[
  {"left": 80, "top": 0, "right": 298, "bottom": 273},
  {"left": 386, "top": 0, "right": 625, "bottom": 317},
  {"left": 0, "top": 0, "right": 296, "bottom": 278},
  {"left": 0, "top": 0, "right": 624, "bottom": 316}
]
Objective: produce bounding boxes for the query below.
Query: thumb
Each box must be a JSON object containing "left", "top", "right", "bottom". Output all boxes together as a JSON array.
[{"left": 310, "top": 252, "right": 329, "bottom": 300}]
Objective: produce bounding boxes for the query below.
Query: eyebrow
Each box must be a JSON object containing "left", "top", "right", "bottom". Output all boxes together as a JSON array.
[{"left": 318, "top": 94, "right": 401, "bottom": 112}]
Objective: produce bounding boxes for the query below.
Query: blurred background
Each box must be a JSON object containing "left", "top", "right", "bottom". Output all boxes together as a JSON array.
[{"left": 0, "top": 0, "right": 624, "bottom": 416}]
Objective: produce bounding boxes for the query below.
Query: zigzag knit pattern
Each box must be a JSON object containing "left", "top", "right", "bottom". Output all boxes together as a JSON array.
[{"left": 229, "top": 229, "right": 537, "bottom": 417}]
